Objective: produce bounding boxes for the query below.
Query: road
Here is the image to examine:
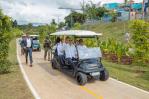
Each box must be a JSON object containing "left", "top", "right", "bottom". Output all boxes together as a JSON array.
[{"left": 17, "top": 42, "right": 149, "bottom": 99}]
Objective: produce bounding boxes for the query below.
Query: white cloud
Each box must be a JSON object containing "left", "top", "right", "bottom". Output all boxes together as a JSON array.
[
  {"left": 1, "top": 0, "right": 102, "bottom": 24},
  {"left": 1, "top": 0, "right": 101, "bottom": 24},
  {"left": 0, "top": 0, "right": 143, "bottom": 24}
]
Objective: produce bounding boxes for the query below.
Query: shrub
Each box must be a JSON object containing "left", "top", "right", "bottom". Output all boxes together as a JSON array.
[
  {"left": 0, "top": 10, "right": 12, "bottom": 74},
  {"left": 0, "top": 60, "right": 11, "bottom": 74},
  {"left": 130, "top": 20, "right": 149, "bottom": 64}
]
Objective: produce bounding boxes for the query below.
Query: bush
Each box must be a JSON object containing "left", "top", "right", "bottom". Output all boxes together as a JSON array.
[
  {"left": 0, "top": 10, "right": 13, "bottom": 74},
  {"left": 0, "top": 60, "right": 11, "bottom": 74},
  {"left": 130, "top": 20, "right": 149, "bottom": 63}
]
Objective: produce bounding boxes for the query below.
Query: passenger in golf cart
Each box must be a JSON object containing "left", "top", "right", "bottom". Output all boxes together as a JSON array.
[
  {"left": 53, "top": 37, "right": 78, "bottom": 69},
  {"left": 53, "top": 37, "right": 65, "bottom": 65},
  {"left": 77, "top": 39, "right": 87, "bottom": 49}
]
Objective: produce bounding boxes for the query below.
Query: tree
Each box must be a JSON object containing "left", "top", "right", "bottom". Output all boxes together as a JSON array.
[
  {"left": 72, "top": 22, "right": 81, "bottom": 30},
  {"left": 0, "top": 10, "right": 13, "bottom": 73},
  {"left": 49, "top": 24, "right": 57, "bottom": 33},
  {"left": 51, "top": 19, "right": 57, "bottom": 25},
  {"left": 58, "top": 22, "right": 65, "bottom": 29},
  {"left": 65, "top": 11, "right": 86, "bottom": 28},
  {"left": 108, "top": 10, "right": 118, "bottom": 22},
  {"left": 130, "top": 20, "right": 149, "bottom": 64},
  {"left": 84, "top": 2, "right": 108, "bottom": 20},
  {"left": 28, "top": 23, "right": 33, "bottom": 29},
  {"left": 13, "top": 20, "right": 18, "bottom": 27}
]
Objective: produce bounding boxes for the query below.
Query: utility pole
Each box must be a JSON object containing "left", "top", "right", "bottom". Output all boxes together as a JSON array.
[
  {"left": 142, "top": 0, "right": 145, "bottom": 19},
  {"left": 82, "top": 0, "right": 85, "bottom": 14}
]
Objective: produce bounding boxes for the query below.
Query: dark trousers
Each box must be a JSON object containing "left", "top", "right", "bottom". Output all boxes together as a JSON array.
[
  {"left": 44, "top": 48, "right": 51, "bottom": 60},
  {"left": 21, "top": 47, "right": 25, "bottom": 55},
  {"left": 25, "top": 47, "right": 33, "bottom": 65},
  {"left": 58, "top": 55, "right": 65, "bottom": 65}
]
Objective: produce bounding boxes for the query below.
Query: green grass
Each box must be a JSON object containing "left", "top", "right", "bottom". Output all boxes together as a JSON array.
[
  {"left": 82, "top": 21, "right": 130, "bottom": 42},
  {"left": 103, "top": 60, "right": 149, "bottom": 91},
  {"left": 0, "top": 38, "right": 33, "bottom": 99},
  {"left": 82, "top": 21, "right": 149, "bottom": 91}
]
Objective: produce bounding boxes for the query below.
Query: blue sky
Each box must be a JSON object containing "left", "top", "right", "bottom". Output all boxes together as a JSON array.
[{"left": 0, "top": 0, "right": 143, "bottom": 25}]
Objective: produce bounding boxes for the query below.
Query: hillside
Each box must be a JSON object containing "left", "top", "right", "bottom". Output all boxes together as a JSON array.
[{"left": 82, "top": 21, "right": 130, "bottom": 42}]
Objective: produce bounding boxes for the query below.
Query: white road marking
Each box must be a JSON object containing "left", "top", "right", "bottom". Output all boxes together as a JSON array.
[
  {"left": 16, "top": 39, "right": 41, "bottom": 99},
  {"left": 110, "top": 78, "right": 149, "bottom": 95}
]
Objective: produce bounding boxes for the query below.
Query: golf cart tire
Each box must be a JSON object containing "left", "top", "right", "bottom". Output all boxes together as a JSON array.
[
  {"left": 100, "top": 69, "right": 109, "bottom": 81},
  {"left": 76, "top": 72, "right": 87, "bottom": 85},
  {"left": 51, "top": 60, "right": 57, "bottom": 69}
]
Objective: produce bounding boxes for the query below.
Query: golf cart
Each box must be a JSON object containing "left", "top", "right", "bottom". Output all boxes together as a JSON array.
[
  {"left": 51, "top": 30, "right": 109, "bottom": 85},
  {"left": 30, "top": 35, "right": 41, "bottom": 51}
]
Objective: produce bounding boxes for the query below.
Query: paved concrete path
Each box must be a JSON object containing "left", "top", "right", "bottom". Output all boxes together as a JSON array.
[{"left": 17, "top": 41, "right": 149, "bottom": 99}]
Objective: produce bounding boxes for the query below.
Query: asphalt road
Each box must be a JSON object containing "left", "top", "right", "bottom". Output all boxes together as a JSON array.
[{"left": 17, "top": 42, "right": 149, "bottom": 99}]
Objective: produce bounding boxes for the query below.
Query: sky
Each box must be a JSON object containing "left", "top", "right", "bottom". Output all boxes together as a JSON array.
[{"left": 0, "top": 0, "right": 143, "bottom": 25}]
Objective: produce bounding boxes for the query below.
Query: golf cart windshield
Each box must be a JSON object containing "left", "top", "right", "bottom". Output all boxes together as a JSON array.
[
  {"left": 33, "top": 40, "right": 39, "bottom": 44},
  {"left": 78, "top": 47, "right": 102, "bottom": 60}
]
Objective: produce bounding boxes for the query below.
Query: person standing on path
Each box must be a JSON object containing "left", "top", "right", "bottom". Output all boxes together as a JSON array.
[
  {"left": 23, "top": 33, "right": 33, "bottom": 67},
  {"left": 20, "top": 36, "right": 26, "bottom": 55},
  {"left": 43, "top": 36, "right": 51, "bottom": 61}
]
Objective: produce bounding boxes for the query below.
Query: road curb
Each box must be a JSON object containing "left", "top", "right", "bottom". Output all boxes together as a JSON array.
[
  {"left": 16, "top": 39, "right": 41, "bottom": 99},
  {"left": 110, "top": 78, "right": 149, "bottom": 95}
]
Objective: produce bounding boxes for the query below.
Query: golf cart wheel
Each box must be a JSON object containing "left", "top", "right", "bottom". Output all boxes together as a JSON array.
[
  {"left": 51, "top": 60, "right": 57, "bottom": 69},
  {"left": 100, "top": 69, "right": 109, "bottom": 81},
  {"left": 76, "top": 72, "right": 87, "bottom": 85}
]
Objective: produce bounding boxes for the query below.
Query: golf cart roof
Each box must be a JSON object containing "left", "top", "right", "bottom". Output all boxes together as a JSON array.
[
  {"left": 50, "top": 30, "right": 102, "bottom": 37},
  {"left": 30, "top": 35, "right": 39, "bottom": 37}
]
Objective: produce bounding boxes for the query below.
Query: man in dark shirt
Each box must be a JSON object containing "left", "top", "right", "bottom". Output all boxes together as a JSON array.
[{"left": 43, "top": 36, "right": 51, "bottom": 61}]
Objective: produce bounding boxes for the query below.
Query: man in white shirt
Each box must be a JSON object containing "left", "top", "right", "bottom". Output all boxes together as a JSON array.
[
  {"left": 64, "top": 37, "right": 77, "bottom": 71},
  {"left": 52, "top": 38, "right": 65, "bottom": 65},
  {"left": 57, "top": 40, "right": 65, "bottom": 56},
  {"left": 24, "top": 33, "right": 33, "bottom": 67},
  {"left": 77, "top": 39, "right": 86, "bottom": 50}
]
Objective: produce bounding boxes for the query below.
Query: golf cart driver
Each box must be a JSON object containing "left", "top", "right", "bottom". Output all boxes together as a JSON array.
[
  {"left": 51, "top": 30, "right": 109, "bottom": 85},
  {"left": 63, "top": 37, "right": 78, "bottom": 73}
]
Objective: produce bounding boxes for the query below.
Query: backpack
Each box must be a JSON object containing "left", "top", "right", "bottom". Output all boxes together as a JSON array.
[{"left": 44, "top": 39, "right": 51, "bottom": 48}]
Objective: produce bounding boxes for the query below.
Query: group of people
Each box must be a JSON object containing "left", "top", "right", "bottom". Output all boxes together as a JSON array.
[
  {"left": 20, "top": 34, "right": 86, "bottom": 69},
  {"left": 53, "top": 37, "right": 86, "bottom": 71}
]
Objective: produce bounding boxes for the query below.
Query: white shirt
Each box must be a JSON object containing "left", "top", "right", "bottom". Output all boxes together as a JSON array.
[
  {"left": 77, "top": 45, "right": 86, "bottom": 50},
  {"left": 64, "top": 44, "right": 77, "bottom": 59},
  {"left": 26, "top": 38, "right": 32, "bottom": 47},
  {"left": 57, "top": 42, "right": 64, "bottom": 55}
]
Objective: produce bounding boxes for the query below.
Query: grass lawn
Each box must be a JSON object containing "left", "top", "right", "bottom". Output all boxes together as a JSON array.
[
  {"left": 82, "top": 21, "right": 149, "bottom": 91},
  {"left": 0, "top": 38, "right": 33, "bottom": 99},
  {"left": 82, "top": 21, "right": 130, "bottom": 42},
  {"left": 103, "top": 60, "right": 149, "bottom": 91}
]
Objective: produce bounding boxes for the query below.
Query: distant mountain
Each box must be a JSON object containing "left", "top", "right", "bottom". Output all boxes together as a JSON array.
[
  {"left": 32, "top": 23, "right": 47, "bottom": 26},
  {"left": 18, "top": 21, "right": 47, "bottom": 26}
]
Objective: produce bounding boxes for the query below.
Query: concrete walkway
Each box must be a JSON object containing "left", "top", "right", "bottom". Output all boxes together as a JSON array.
[{"left": 17, "top": 41, "right": 149, "bottom": 99}]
